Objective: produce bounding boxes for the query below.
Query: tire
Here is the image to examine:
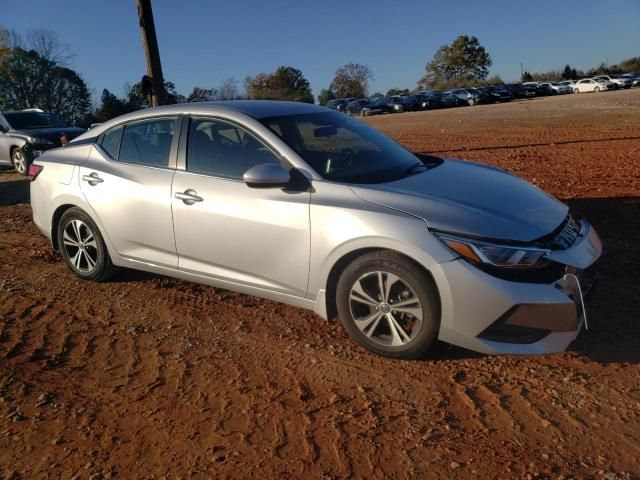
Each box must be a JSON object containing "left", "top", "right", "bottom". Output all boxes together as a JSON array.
[
  {"left": 57, "top": 207, "right": 117, "bottom": 282},
  {"left": 11, "top": 148, "right": 29, "bottom": 176},
  {"left": 467, "top": 98, "right": 476, "bottom": 106},
  {"left": 336, "top": 251, "right": 440, "bottom": 359},
  {"left": 594, "top": 86, "right": 600, "bottom": 93}
]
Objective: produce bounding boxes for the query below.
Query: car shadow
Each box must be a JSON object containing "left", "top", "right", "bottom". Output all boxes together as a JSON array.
[
  {"left": 108, "top": 269, "right": 165, "bottom": 284},
  {"left": 562, "top": 196, "right": 640, "bottom": 364},
  {"left": 0, "top": 176, "right": 29, "bottom": 205}
]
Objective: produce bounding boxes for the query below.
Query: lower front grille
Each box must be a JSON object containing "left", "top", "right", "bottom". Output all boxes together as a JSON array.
[{"left": 478, "top": 306, "right": 552, "bottom": 344}]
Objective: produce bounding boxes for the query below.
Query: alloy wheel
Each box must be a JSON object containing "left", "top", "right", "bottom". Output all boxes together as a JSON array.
[
  {"left": 12, "top": 150, "right": 27, "bottom": 175},
  {"left": 62, "top": 219, "right": 99, "bottom": 273},
  {"left": 348, "top": 270, "right": 423, "bottom": 347}
]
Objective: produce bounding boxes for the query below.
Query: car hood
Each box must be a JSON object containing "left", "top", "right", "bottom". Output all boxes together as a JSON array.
[
  {"left": 350, "top": 159, "right": 568, "bottom": 243},
  {"left": 11, "top": 126, "right": 86, "bottom": 140}
]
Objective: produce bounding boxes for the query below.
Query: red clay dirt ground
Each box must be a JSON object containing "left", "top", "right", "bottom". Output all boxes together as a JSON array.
[{"left": 1, "top": 89, "right": 639, "bottom": 479}]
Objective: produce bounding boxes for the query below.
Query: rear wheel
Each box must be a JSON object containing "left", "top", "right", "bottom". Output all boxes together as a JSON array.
[
  {"left": 336, "top": 251, "right": 440, "bottom": 359},
  {"left": 57, "top": 208, "right": 117, "bottom": 281},
  {"left": 11, "top": 148, "right": 29, "bottom": 176}
]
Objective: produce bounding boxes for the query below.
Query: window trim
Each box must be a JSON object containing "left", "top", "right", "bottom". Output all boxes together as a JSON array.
[
  {"left": 96, "top": 114, "right": 183, "bottom": 170},
  {"left": 177, "top": 115, "right": 289, "bottom": 181}
]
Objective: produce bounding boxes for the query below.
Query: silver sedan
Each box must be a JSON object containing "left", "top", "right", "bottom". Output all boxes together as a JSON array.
[{"left": 29, "top": 101, "right": 602, "bottom": 359}]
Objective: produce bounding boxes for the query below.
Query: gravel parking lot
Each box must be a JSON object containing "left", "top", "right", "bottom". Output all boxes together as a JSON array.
[{"left": 1, "top": 90, "right": 639, "bottom": 479}]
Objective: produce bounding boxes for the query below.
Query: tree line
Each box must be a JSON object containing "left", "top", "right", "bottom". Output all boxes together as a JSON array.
[
  {"left": 521, "top": 57, "right": 640, "bottom": 83},
  {"left": 1, "top": 27, "right": 637, "bottom": 126}
]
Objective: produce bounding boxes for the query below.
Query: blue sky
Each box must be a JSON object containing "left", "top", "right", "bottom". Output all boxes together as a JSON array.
[{"left": 4, "top": 0, "right": 639, "bottom": 102}]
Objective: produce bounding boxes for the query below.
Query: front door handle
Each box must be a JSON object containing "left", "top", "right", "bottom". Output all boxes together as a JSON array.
[
  {"left": 175, "top": 189, "right": 203, "bottom": 205},
  {"left": 82, "top": 172, "right": 104, "bottom": 186}
]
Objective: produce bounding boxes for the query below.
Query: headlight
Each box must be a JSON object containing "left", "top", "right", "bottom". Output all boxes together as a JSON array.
[
  {"left": 435, "top": 233, "right": 551, "bottom": 268},
  {"left": 29, "top": 137, "right": 55, "bottom": 145}
]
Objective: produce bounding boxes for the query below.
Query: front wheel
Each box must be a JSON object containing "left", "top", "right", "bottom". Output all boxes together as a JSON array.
[
  {"left": 11, "top": 148, "right": 29, "bottom": 176},
  {"left": 57, "top": 208, "right": 117, "bottom": 281},
  {"left": 336, "top": 251, "right": 440, "bottom": 359}
]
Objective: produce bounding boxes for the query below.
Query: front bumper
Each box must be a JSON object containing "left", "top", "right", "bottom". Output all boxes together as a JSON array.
[{"left": 430, "top": 222, "right": 602, "bottom": 354}]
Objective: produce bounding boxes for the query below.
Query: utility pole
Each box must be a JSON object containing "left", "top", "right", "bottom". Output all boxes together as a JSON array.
[
  {"left": 520, "top": 63, "right": 524, "bottom": 79},
  {"left": 136, "top": 0, "right": 165, "bottom": 106}
]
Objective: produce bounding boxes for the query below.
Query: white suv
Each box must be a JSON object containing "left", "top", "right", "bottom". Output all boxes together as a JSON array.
[{"left": 594, "top": 75, "right": 632, "bottom": 89}]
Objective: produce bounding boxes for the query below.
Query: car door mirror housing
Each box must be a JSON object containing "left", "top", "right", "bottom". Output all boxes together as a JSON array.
[{"left": 243, "top": 163, "right": 291, "bottom": 188}]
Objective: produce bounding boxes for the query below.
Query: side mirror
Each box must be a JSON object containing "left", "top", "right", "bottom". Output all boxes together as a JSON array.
[{"left": 243, "top": 163, "right": 291, "bottom": 188}]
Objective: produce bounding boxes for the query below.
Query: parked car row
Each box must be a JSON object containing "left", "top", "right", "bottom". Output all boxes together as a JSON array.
[{"left": 327, "top": 73, "right": 639, "bottom": 117}]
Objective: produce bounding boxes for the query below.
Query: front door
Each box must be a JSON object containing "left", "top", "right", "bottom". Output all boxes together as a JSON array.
[{"left": 171, "top": 116, "right": 310, "bottom": 297}]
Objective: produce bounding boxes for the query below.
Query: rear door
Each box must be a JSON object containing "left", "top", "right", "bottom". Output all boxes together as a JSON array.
[
  {"left": 171, "top": 116, "right": 311, "bottom": 297},
  {"left": 79, "top": 116, "right": 179, "bottom": 267}
]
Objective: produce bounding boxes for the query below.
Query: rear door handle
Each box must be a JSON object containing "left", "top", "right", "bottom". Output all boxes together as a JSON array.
[
  {"left": 82, "top": 172, "right": 104, "bottom": 185},
  {"left": 175, "top": 189, "right": 203, "bottom": 205}
]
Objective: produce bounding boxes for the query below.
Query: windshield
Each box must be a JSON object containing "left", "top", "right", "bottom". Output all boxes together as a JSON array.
[
  {"left": 4, "top": 112, "right": 68, "bottom": 130},
  {"left": 261, "top": 111, "right": 424, "bottom": 184}
]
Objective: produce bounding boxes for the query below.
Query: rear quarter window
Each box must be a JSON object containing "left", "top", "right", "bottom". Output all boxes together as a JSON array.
[{"left": 100, "top": 126, "right": 124, "bottom": 159}]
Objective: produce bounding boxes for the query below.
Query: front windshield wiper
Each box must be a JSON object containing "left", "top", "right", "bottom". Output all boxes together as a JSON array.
[{"left": 405, "top": 161, "right": 429, "bottom": 176}]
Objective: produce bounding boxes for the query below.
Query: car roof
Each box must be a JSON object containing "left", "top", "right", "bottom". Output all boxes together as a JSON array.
[
  {"left": 75, "top": 101, "right": 328, "bottom": 141},
  {"left": 199, "top": 100, "right": 324, "bottom": 118},
  {"left": 130, "top": 101, "right": 326, "bottom": 121}
]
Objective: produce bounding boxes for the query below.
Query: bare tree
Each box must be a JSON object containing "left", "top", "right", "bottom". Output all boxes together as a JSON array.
[
  {"left": 218, "top": 77, "right": 242, "bottom": 100},
  {"left": 26, "top": 28, "right": 73, "bottom": 66}
]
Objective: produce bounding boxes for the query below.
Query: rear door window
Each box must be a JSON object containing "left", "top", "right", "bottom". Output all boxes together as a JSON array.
[{"left": 118, "top": 117, "right": 178, "bottom": 168}]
